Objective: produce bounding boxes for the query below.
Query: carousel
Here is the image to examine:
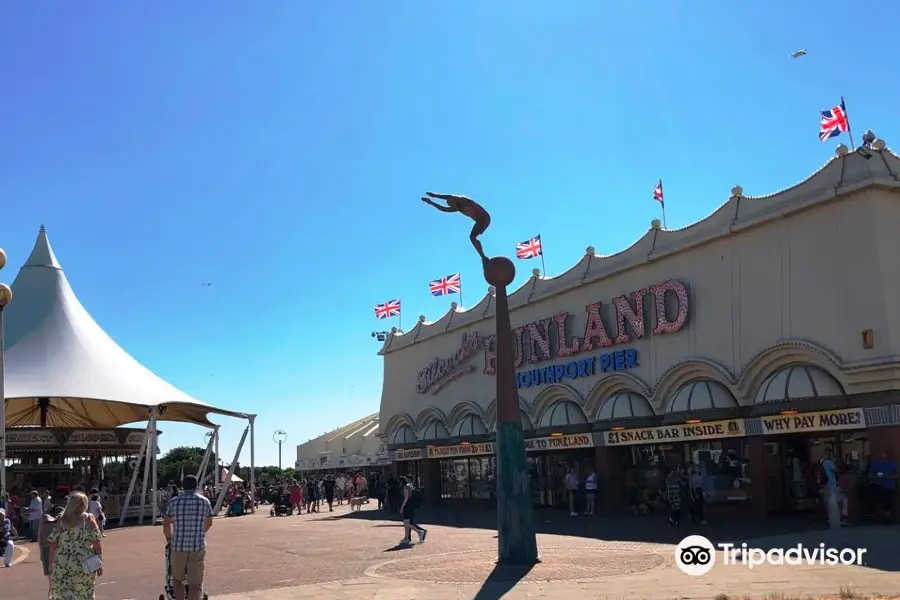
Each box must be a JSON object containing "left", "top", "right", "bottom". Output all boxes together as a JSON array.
[{"left": 0, "top": 227, "right": 258, "bottom": 523}]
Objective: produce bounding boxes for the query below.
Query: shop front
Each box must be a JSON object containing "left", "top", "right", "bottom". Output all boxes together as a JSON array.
[
  {"left": 601, "top": 418, "right": 750, "bottom": 511},
  {"left": 755, "top": 407, "right": 868, "bottom": 514},
  {"left": 392, "top": 448, "right": 425, "bottom": 487}
]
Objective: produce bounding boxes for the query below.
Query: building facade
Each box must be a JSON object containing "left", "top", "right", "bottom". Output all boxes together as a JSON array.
[
  {"left": 379, "top": 141, "right": 900, "bottom": 515},
  {"left": 295, "top": 413, "right": 391, "bottom": 473}
]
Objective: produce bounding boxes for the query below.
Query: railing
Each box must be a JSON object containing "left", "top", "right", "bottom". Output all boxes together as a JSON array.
[{"left": 104, "top": 490, "right": 170, "bottom": 522}]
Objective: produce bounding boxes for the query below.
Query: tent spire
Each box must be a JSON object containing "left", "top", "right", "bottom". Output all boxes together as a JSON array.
[{"left": 24, "top": 225, "right": 61, "bottom": 269}]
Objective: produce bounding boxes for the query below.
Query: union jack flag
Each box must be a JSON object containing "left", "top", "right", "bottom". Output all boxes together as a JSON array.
[
  {"left": 429, "top": 273, "right": 461, "bottom": 296},
  {"left": 820, "top": 100, "right": 849, "bottom": 142},
  {"left": 515, "top": 235, "right": 543, "bottom": 260},
  {"left": 653, "top": 179, "right": 664, "bottom": 205},
  {"left": 374, "top": 299, "right": 400, "bottom": 319}
]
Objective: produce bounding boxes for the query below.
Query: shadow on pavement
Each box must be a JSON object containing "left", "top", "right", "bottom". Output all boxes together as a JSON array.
[
  {"left": 383, "top": 543, "right": 416, "bottom": 552},
  {"left": 320, "top": 506, "right": 900, "bottom": 570},
  {"left": 472, "top": 563, "right": 535, "bottom": 600}
]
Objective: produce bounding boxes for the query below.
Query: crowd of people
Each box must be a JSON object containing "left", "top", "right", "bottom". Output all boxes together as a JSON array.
[{"left": 0, "top": 469, "right": 429, "bottom": 599}]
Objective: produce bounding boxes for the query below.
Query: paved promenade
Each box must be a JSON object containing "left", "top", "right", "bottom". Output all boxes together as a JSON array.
[{"left": 2, "top": 502, "right": 899, "bottom": 599}]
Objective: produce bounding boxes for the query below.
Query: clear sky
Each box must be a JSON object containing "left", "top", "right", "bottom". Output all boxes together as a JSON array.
[{"left": 1, "top": 3, "right": 896, "bottom": 467}]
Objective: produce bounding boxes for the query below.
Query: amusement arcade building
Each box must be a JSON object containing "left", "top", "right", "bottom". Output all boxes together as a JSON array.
[{"left": 378, "top": 139, "right": 900, "bottom": 516}]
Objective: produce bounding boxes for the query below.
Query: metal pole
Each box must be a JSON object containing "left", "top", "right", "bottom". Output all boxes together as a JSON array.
[
  {"left": 278, "top": 442, "right": 282, "bottom": 470},
  {"left": 0, "top": 306, "right": 6, "bottom": 495},
  {"left": 119, "top": 422, "right": 151, "bottom": 526},
  {"left": 137, "top": 408, "right": 156, "bottom": 524},
  {"left": 214, "top": 427, "right": 220, "bottom": 496},
  {"left": 249, "top": 416, "right": 256, "bottom": 514},
  {"left": 214, "top": 425, "right": 249, "bottom": 516},
  {"left": 151, "top": 411, "right": 159, "bottom": 523}
]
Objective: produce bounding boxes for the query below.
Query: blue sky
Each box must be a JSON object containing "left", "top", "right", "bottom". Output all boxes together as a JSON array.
[{"left": 1, "top": 3, "right": 896, "bottom": 467}]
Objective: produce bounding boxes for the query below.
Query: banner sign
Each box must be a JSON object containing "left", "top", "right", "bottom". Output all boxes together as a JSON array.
[
  {"left": 426, "top": 443, "right": 494, "bottom": 458},
  {"left": 603, "top": 419, "right": 745, "bottom": 446},
  {"left": 392, "top": 448, "right": 425, "bottom": 462},
  {"left": 761, "top": 408, "right": 866, "bottom": 435},
  {"left": 525, "top": 433, "right": 593, "bottom": 452}
]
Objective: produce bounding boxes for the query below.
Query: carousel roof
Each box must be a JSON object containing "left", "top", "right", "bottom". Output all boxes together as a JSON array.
[{"left": 3, "top": 227, "right": 249, "bottom": 428}]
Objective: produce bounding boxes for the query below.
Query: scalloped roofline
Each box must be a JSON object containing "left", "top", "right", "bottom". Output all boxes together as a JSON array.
[{"left": 378, "top": 145, "right": 900, "bottom": 355}]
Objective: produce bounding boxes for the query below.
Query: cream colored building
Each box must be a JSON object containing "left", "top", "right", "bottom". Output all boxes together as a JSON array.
[
  {"left": 295, "top": 413, "right": 390, "bottom": 472},
  {"left": 377, "top": 139, "right": 900, "bottom": 514}
]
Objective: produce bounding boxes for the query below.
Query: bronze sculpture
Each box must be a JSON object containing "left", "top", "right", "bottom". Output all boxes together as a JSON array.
[
  {"left": 421, "top": 192, "right": 492, "bottom": 264},
  {"left": 421, "top": 192, "right": 538, "bottom": 565}
]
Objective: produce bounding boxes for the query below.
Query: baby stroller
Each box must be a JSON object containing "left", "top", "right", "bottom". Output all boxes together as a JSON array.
[
  {"left": 160, "top": 542, "right": 209, "bottom": 600},
  {"left": 270, "top": 494, "right": 292, "bottom": 517}
]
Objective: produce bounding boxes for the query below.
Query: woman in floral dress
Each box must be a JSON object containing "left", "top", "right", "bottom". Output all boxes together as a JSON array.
[{"left": 48, "top": 492, "right": 103, "bottom": 600}]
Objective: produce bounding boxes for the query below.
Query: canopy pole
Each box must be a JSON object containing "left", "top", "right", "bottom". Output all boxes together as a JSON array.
[
  {"left": 138, "top": 407, "right": 157, "bottom": 525},
  {"left": 151, "top": 411, "right": 159, "bottom": 524},
  {"left": 214, "top": 425, "right": 248, "bottom": 516},
  {"left": 214, "top": 429, "right": 220, "bottom": 497},
  {"left": 249, "top": 415, "right": 256, "bottom": 514},
  {"left": 197, "top": 426, "right": 216, "bottom": 484},
  {"left": 119, "top": 421, "right": 151, "bottom": 526}
]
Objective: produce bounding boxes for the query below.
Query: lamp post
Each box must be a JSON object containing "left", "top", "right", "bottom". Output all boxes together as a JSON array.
[
  {"left": 273, "top": 430, "right": 287, "bottom": 471},
  {"left": 0, "top": 247, "right": 12, "bottom": 495},
  {"left": 420, "top": 191, "right": 537, "bottom": 565}
]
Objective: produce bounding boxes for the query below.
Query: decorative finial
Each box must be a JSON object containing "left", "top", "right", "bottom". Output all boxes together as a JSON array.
[
  {"left": 585, "top": 245, "right": 595, "bottom": 255},
  {"left": 862, "top": 130, "right": 877, "bottom": 146},
  {"left": 390, "top": 327, "right": 398, "bottom": 333},
  {"left": 873, "top": 139, "right": 886, "bottom": 151},
  {"left": 835, "top": 144, "right": 849, "bottom": 157},
  {"left": 450, "top": 301, "right": 458, "bottom": 310},
  {"left": 731, "top": 185, "right": 743, "bottom": 198},
  {"left": 39, "top": 224, "right": 46, "bottom": 233},
  {"left": 488, "top": 285, "right": 496, "bottom": 296},
  {"left": 532, "top": 268, "right": 541, "bottom": 277},
  {"left": 651, "top": 219, "right": 661, "bottom": 230},
  {"left": 418, "top": 315, "right": 426, "bottom": 323}
]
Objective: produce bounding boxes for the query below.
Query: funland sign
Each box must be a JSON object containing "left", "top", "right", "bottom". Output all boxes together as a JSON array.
[{"left": 415, "top": 279, "right": 690, "bottom": 395}]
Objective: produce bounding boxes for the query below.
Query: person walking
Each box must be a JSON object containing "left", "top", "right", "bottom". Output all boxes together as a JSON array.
[
  {"left": 48, "top": 492, "right": 103, "bottom": 599},
  {"left": 163, "top": 475, "right": 214, "bottom": 600},
  {"left": 1, "top": 507, "right": 17, "bottom": 568},
  {"left": 398, "top": 478, "right": 427, "bottom": 546},
  {"left": 564, "top": 469, "right": 579, "bottom": 516},
  {"left": 38, "top": 505, "right": 63, "bottom": 575},
  {"left": 820, "top": 448, "right": 841, "bottom": 529},
  {"left": 583, "top": 469, "right": 597, "bottom": 516},
  {"left": 28, "top": 490, "right": 43, "bottom": 542},
  {"left": 323, "top": 476, "right": 336, "bottom": 512},
  {"left": 374, "top": 476, "right": 386, "bottom": 510}
]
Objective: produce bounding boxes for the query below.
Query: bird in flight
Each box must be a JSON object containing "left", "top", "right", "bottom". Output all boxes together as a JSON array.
[
  {"left": 790, "top": 49, "right": 807, "bottom": 58},
  {"left": 201, "top": 282, "right": 212, "bottom": 286}
]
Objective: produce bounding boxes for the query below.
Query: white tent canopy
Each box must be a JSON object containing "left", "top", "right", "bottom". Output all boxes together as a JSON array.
[
  {"left": 3, "top": 227, "right": 248, "bottom": 428},
  {"left": 222, "top": 468, "right": 243, "bottom": 483}
]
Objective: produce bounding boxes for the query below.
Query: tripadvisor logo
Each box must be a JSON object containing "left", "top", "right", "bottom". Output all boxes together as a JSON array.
[{"left": 675, "top": 535, "right": 868, "bottom": 576}]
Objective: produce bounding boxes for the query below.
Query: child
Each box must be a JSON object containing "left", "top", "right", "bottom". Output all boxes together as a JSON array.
[{"left": 88, "top": 493, "right": 106, "bottom": 537}]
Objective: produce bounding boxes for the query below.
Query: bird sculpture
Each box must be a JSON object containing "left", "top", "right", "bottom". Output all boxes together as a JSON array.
[{"left": 790, "top": 49, "right": 807, "bottom": 58}]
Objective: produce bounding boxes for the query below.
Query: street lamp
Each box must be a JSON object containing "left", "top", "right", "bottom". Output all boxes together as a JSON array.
[
  {"left": 371, "top": 330, "right": 390, "bottom": 342},
  {"left": 273, "top": 430, "right": 287, "bottom": 470},
  {"left": 0, "top": 247, "right": 12, "bottom": 495}
]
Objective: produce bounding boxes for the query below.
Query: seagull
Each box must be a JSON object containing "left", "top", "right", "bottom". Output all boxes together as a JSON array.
[{"left": 791, "top": 49, "right": 807, "bottom": 58}]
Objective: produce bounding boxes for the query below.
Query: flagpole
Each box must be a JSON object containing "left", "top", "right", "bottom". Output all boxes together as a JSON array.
[
  {"left": 539, "top": 252, "right": 547, "bottom": 277},
  {"left": 659, "top": 179, "right": 667, "bottom": 229},
  {"left": 458, "top": 286, "right": 463, "bottom": 310},
  {"left": 841, "top": 96, "right": 856, "bottom": 149}
]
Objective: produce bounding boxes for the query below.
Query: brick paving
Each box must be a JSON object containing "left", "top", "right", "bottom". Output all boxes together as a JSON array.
[{"left": 0, "top": 503, "right": 898, "bottom": 599}]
